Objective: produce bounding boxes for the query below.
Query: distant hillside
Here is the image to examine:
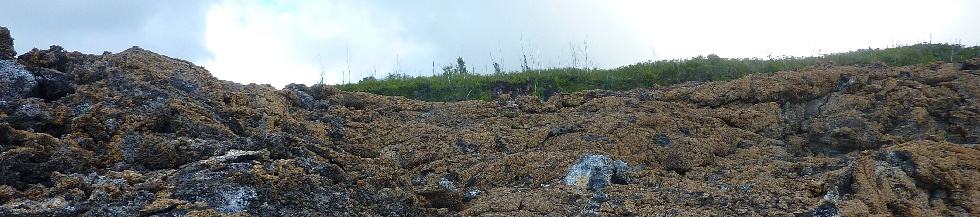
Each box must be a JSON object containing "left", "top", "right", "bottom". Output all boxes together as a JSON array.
[{"left": 337, "top": 43, "right": 980, "bottom": 102}]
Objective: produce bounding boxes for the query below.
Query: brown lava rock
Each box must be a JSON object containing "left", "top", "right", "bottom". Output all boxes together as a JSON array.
[{"left": 0, "top": 27, "right": 978, "bottom": 216}]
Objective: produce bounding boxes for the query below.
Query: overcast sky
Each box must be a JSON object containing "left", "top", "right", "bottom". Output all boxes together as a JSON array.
[{"left": 2, "top": 0, "right": 978, "bottom": 88}]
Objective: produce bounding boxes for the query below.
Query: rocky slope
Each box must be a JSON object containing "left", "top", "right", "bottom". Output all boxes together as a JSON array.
[{"left": 1, "top": 26, "right": 979, "bottom": 216}]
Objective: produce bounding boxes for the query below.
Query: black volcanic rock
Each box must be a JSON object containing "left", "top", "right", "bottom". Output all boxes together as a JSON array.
[
  {"left": 0, "top": 27, "right": 14, "bottom": 60},
  {"left": 0, "top": 60, "right": 36, "bottom": 101},
  {"left": 965, "top": 58, "right": 980, "bottom": 70}
]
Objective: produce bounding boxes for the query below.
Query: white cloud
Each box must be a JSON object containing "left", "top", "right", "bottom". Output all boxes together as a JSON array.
[
  {"left": 198, "top": 0, "right": 659, "bottom": 87},
  {"left": 612, "top": 0, "right": 971, "bottom": 59},
  {"left": 200, "top": 0, "right": 431, "bottom": 87}
]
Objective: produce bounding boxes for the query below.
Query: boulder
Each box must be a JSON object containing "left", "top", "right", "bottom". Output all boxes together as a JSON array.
[
  {"left": 563, "top": 154, "right": 630, "bottom": 191},
  {"left": 31, "top": 68, "right": 75, "bottom": 102},
  {"left": 963, "top": 58, "right": 980, "bottom": 70},
  {"left": 0, "top": 60, "right": 36, "bottom": 101}
]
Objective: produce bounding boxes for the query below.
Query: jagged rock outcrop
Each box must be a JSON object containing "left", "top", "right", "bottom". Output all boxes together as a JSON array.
[
  {"left": 0, "top": 27, "right": 15, "bottom": 60},
  {"left": 0, "top": 27, "right": 978, "bottom": 216}
]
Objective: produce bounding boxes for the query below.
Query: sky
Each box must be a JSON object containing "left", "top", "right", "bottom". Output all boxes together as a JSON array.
[{"left": 2, "top": 0, "right": 978, "bottom": 88}]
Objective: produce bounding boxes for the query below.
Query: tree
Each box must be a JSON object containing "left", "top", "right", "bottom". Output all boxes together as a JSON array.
[
  {"left": 522, "top": 54, "right": 530, "bottom": 72},
  {"left": 442, "top": 66, "right": 454, "bottom": 75},
  {"left": 360, "top": 76, "right": 377, "bottom": 82},
  {"left": 707, "top": 54, "right": 721, "bottom": 65},
  {"left": 456, "top": 57, "right": 468, "bottom": 74}
]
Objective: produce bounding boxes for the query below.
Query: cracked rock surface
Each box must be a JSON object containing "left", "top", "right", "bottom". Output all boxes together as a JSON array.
[{"left": 0, "top": 27, "right": 979, "bottom": 216}]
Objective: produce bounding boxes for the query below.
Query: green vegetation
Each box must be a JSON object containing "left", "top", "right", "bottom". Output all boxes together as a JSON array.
[{"left": 336, "top": 43, "right": 980, "bottom": 102}]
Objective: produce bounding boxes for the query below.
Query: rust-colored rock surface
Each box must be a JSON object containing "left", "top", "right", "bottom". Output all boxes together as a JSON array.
[{"left": 1, "top": 28, "right": 979, "bottom": 216}]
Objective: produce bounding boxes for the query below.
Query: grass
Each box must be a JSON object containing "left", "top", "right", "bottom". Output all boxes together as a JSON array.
[{"left": 335, "top": 42, "right": 980, "bottom": 102}]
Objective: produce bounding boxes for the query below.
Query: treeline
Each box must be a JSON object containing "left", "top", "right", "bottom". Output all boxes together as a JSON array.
[{"left": 335, "top": 43, "right": 980, "bottom": 102}]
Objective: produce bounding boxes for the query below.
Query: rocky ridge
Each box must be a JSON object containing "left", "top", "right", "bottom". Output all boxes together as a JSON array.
[{"left": 1, "top": 26, "right": 979, "bottom": 216}]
